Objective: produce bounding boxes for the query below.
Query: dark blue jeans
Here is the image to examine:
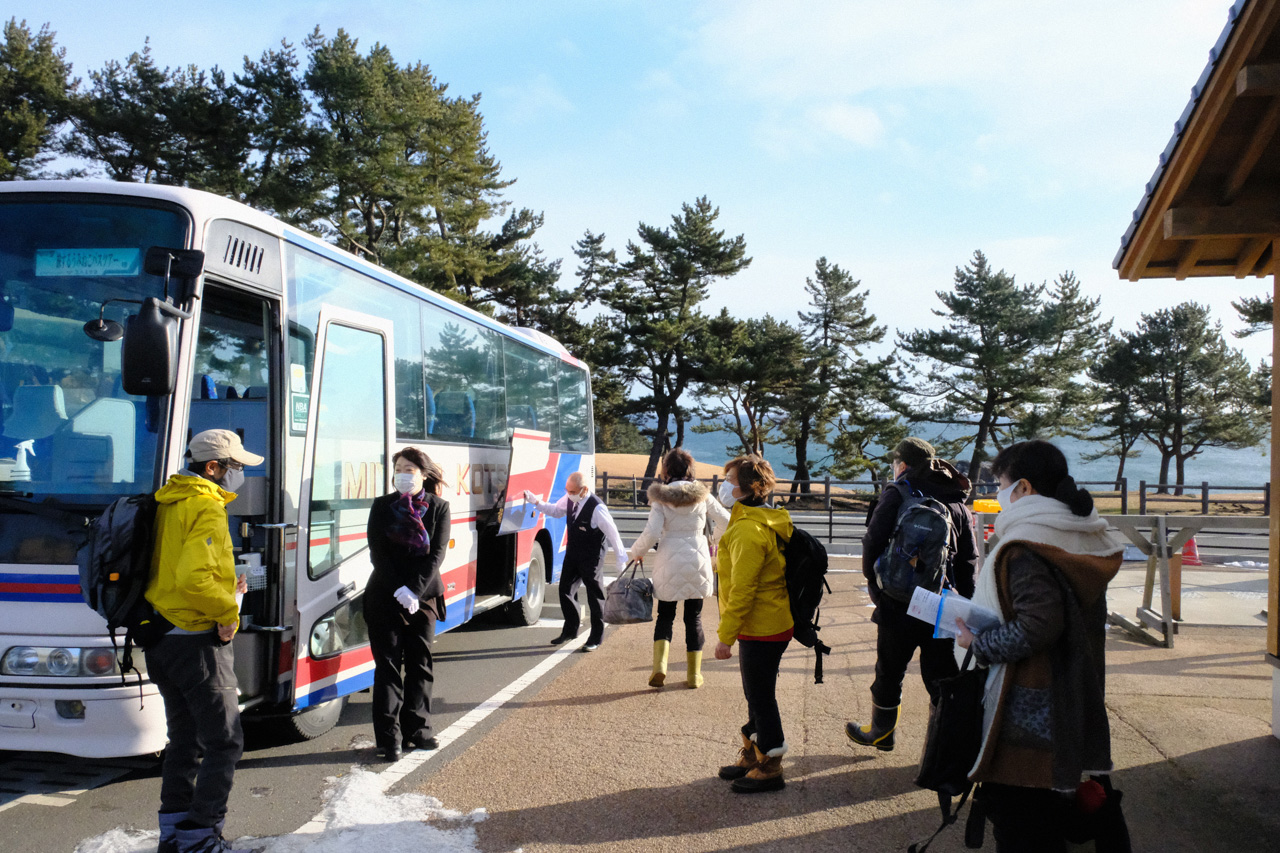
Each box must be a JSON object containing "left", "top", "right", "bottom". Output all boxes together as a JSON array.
[
  {"left": 145, "top": 632, "right": 243, "bottom": 827},
  {"left": 737, "top": 638, "right": 789, "bottom": 753},
  {"left": 654, "top": 598, "right": 704, "bottom": 650}
]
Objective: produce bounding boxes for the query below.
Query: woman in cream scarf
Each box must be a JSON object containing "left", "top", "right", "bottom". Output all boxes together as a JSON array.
[{"left": 954, "top": 440, "right": 1125, "bottom": 852}]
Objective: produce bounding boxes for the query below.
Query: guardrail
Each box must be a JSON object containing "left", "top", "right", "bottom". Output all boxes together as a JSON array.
[{"left": 598, "top": 473, "right": 1270, "bottom": 518}]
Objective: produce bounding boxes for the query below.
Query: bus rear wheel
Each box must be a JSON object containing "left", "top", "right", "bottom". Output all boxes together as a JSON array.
[
  {"left": 507, "top": 543, "right": 547, "bottom": 626},
  {"left": 285, "top": 695, "right": 347, "bottom": 741}
]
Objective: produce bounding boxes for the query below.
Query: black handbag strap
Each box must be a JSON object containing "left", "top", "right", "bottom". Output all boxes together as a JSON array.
[{"left": 908, "top": 785, "right": 973, "bottom": 853}]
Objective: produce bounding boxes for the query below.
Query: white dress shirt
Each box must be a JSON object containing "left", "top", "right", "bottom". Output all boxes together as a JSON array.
[{"left": 530, "top": 492, "right": 628, "bottom": 571}]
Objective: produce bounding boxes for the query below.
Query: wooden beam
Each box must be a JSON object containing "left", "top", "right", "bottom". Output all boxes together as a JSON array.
[
  {"left": 1223, "top": 98, "right": 1280, "bottom": 203},
  {"left": 1269, "top": 236, "right": 1280, "bottom": 660},
  {"left": 1175, "top": 240, "right": 1206, "bottom": 279},
  {"left": 1236, "top": 236, "right": 1273, "bottom": 277},
  {"left": 1237, "top": 63, "right": 1280, "bottom": 96},
  {"left": 1165, "top": 206, "right": 1280, "bottom": 239}
]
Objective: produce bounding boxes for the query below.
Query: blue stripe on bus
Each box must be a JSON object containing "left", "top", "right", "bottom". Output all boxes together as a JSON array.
[
  {"left": 544, "top": 454, "right": 583, "bottom": 582},
  {"left": 0, "top": 592, "right": 82, "bottom": 603},
  {"left": 0, "top": 572, "right": 80, "bottom": 583},
  {"left": 295, "top": 667, "right": 375, "bottom": 710}
]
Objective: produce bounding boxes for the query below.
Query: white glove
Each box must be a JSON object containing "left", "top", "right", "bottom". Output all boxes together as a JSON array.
[
  {"left": 523, "top": 490, "right": 536, "bottom": 503},
  {"left": 394, "top": 586, "right": 420, "bottom": 615}
]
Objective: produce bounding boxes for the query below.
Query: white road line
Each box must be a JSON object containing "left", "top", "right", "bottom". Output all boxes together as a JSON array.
[{"left": 291, "top": 631, "right": 588, "bottom": 837}]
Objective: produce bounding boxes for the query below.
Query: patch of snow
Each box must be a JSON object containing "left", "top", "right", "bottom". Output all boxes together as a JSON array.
[
  {"left": 76, "top": 768, "right": 489, "bottom": 853},
  {"left": 1225, "top": 560, "right": 1268, "bottom": 570}
]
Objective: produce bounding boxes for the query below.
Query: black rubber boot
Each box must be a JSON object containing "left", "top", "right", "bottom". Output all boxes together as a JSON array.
[{"left": 845, "top": 702, "right": 899, "bottom": 752}]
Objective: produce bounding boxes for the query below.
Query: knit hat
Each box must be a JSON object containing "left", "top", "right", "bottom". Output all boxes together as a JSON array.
[{"left": 893, "top": 437, "right": 935, "bottom": 469}]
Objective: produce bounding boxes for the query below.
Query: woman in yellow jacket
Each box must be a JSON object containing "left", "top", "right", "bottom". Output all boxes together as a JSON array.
[{"left": 714, "top": 454, "right": 793, "bottom": 793}]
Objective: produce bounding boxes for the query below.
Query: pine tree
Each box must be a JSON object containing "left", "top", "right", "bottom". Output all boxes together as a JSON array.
[
  {"left": 0, "top": 18, "right": 72, "bottom": 180},
  {"left": 897, "top": 252, "right": 1106, "bottom": 478},
  {"left": 597, "top": 198, "right": 751, "bottom": 479}
]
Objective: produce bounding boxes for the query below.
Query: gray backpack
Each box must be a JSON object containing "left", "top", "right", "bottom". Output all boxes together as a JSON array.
[{"left": 874, "top": 482, "right": 956, "bottom": 603}]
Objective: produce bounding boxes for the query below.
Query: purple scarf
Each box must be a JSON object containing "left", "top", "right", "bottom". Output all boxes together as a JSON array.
[{"left": 387, "top": 490, "right": 431, "bottom": 555}]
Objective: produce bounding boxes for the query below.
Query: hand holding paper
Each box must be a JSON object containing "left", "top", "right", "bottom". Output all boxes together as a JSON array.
[{"left": 906, "top": 586, "right": 1000, "bottom": 640}]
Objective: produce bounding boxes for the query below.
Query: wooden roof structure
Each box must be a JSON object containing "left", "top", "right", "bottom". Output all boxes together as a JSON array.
[
  {"left": 1117, "top": 0, "right": 1280, "bottom": 664},
  {"left": 1115, "top": 0, "right": 1280, "bottom": 282}
]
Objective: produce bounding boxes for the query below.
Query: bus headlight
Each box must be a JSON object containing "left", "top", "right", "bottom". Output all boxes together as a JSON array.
[
  {"left": 2, "top": 646, "right": 39, "bottom": 675},
  {"left": 0, "top": 646, "right": 135, "bottom": 677},
  {"left": 46, "top": 648, "right": 79, "bottom": 676},
  {"left": 82, "top": 648, "right": 117, "bottom": 676}
]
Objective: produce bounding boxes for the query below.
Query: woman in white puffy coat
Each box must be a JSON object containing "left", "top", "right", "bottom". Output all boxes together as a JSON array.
[{"left": 627, "top": 448, "right": 730, "bottom": 689}]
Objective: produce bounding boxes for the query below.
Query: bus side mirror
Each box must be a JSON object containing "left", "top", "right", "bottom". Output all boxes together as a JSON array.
[
  {"left": 144, "top": 247, "right": 204, "bottom": 304},
  {"left": 121, "top": 297, "right": 187, "bottom": 396}
]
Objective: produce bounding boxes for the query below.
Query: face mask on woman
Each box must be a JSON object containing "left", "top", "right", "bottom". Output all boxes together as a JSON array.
[
  {"left": 718, "top": 478, "right": 738, "bottom": 508},
  {"left": 394, "top": 472, "right": 423, "bottom": 495},
  {"left": 219, "top": 466, "right": 245, "bottom": 493},
  {"left": 996, "top": 480, "right": 1020, "bottom": 508}
]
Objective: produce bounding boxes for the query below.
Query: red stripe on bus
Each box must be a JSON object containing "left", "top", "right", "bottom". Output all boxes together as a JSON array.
[
  {"left": 295, "top": 644, "right": 375, "bottom": 689},
  {"left": 0, "top": 582, "right": 81, "bottom": 595}
]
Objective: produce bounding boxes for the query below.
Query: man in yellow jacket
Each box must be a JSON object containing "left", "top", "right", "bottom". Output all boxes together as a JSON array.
[{"left": 145, "top": 429, "right": 261, "bottom": 853}]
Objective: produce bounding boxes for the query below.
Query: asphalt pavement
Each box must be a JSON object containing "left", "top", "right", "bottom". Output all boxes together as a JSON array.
[{"left": 413, "top": 558, "right": 1280, "bottom": 853}]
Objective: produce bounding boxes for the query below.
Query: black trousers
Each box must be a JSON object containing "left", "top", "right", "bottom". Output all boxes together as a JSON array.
[
  {"left": 870, "top": 594, "right": 959, "bottom": 707},
  {"left": 365, "top": 597, "right": 436, "bottom": 749},
  {"left": 145, "top": 632, "right": 243, "bottom": 827},
  {"left": 654, "top": 598, "right": 705, "bottom": 651},
  {"left": 981, "top": 783, "right": 1069, "bottom": 853},
  {"left": 738, "top": 638, "right": 789, "bottom": 753},
  {"left": 558, "top": 558, "right": 606, "bottom": 644}
]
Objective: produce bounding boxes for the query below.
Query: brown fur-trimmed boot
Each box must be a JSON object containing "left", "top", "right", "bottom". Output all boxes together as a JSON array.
[
  {"left": 717, "top": 733, "right": 759, "bottom": 781},
  {"left": 731, "top": 742, "right": 786, "bottom": 793}
]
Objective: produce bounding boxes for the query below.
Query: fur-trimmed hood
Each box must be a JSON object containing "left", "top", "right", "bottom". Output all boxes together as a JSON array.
[{"left": 646, "top": 479, "right": 710, "bottom": 507}]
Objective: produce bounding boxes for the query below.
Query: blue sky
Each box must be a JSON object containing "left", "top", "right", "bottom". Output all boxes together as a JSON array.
[{"left": 12, "top": 0, "right": 1268, "bottom": 364}]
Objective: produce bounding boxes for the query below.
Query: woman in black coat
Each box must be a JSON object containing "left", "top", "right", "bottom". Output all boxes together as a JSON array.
[{"left": 364, "top": 446, "right": 451, "bottom": 761}]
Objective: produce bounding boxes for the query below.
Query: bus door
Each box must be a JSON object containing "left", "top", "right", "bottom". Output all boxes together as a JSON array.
[
  {"left": 293, "top": 307, "right": 393, "bottom": 710},
  {"left": 186, "top": 283, "right": 283, "bottom": 705}
]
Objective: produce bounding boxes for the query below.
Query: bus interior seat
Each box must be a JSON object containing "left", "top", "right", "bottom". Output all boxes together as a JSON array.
[
  {"left": 509, "top": 404, "right": 537, "bottom": 430},
  {"left": 3, "top": 384, "right": 68, "bottom": 440},
  {"left": 224, "top": 386, "right": 240, "bottom": 399},
  {"left": 432, "top": 391, "right": 475, "bottom": 439},
  {"left": 244, "top": 386, "right": 267, "bottom": 399},
  {"left": 52, "top": 432, "right": 112, "bottom": 484},
  {"left": 199, "top": 375, "right": 218, "bottom": 399}
]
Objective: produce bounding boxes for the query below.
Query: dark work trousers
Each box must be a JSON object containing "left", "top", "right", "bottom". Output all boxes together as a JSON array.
[
  {"left": 365, "top": 598, "right": 437, "bottom": 749},
  {"left": 653, "top": 598, "right": 705, "bottom": 651},
  {"left": 558, "top": 557, "right": 606, "bottom": 644},
  {"left": 737, "top": 637, "right": 789, "bottom": 753},
  {"left": 144, "top": 632, "right": 244, "bottom": 828},
  {"left": 980, "top": 783, "right": 1069, "bottom": 853},
  {"left": 870, "top": 594, "right": 959, "bottom": 707}
]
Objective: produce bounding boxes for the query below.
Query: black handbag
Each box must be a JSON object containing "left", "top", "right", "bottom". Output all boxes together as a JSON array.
[
  {"left": 909, "top": 647, "right": 987, "bottom": 852},
  {"left": 602, "top": 561, "right": 654, "bottom": 624}
]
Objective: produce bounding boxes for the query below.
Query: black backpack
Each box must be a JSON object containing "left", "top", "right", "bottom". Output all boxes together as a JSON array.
[
  {"left": 777, "top": 526, "right": 832, "bottom": 684},
  {"left": 874, "top": 482, "right": 956, "bottom": 603},
  {"left": 77, "top": 493, "right": 166, "bottom": 685}
]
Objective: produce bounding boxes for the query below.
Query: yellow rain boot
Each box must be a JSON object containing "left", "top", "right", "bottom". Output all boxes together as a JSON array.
[
  {"left": 649, "top": 640, "right": 670, "bottom": 687},
  {"left": 686, "top": 650, "right": 704, "bottom": 688}
]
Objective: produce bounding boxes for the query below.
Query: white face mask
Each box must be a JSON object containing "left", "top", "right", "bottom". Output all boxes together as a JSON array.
[
  {"left": 219, "top": 467, "right": 245, "bottom": 493},
  {"left": 718, "top": 479, "right": 738, "bottom": 508},
  {"left": 393, "top": 472, "right": 422, "bottom": 495},
  {"left": 996, "top": 480, "right": 1019, "bottom": 508},
  {"left": 568, "top": 487, "right": 588, "bottom": 504}
]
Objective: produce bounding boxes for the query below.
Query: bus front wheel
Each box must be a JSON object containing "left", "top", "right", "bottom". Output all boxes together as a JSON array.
[
  {"left": 507, "top": 543, "right": 547, "bottom": 626},
  {"left": 285, "top": 695, "right": 347, "bottom": 741}
]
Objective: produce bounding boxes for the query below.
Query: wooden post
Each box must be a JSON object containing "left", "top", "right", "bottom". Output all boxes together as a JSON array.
[
  {"left": 1140, "top": 481, "right": 1147, "bottom": 516},
  {"left": 601, "top": 472, "right": 609, "bottom": 506},
  {"left": 1269, "top": 238, "right": 1280, "bottom": 661},
  {"left": 1120, "top": 477, "right": 1128, "bottom": 515},
  {"left": 1202, "top": 481, "right": 1210, "bottom": 515}
]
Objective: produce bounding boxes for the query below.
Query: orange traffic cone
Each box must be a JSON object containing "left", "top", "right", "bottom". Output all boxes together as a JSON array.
[{"left": 1182, "top": 537, "right": 1202, "bottom": 567}]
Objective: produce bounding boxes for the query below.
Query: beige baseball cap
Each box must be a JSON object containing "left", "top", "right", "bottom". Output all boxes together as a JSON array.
[{"left": 189, "top": 429, "right": 264, "bottom": 465}]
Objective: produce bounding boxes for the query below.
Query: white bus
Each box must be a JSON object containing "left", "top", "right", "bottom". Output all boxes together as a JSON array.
[{"left": 0, "top": 182, "right": 593, "bottom": 757}]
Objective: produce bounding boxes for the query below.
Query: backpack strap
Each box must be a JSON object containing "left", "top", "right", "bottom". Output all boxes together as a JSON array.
[{"left": 907, "top": 784, "right": 973, "bottom": 853}]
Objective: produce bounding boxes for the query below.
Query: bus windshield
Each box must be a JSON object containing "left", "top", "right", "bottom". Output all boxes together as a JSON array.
[{"left": 0, "top": 197, "right": 188, "bottom": 511}]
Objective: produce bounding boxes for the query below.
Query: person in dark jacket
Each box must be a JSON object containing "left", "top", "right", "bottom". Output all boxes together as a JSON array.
[
  {"left": 365, "top": 446, "right": 451, "bottom": 762},
  {"left": 845, "top": 437, "right": 978, "bottom": 752}
]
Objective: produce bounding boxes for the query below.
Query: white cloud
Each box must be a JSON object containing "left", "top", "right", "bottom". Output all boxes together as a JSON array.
[
  {"left": 808, "top": 102, "right": 884, "bottom": 146},
  {"left": 495, "top": 73, "right": 574, "bottom": 124}
]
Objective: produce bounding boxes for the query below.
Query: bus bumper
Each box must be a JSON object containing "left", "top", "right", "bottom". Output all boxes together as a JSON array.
[{"left": 0, "top": 681, "right": 168, "bottom": 757}]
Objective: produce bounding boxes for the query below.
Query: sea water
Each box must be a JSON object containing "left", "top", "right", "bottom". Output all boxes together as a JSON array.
[{"left": 672, "top": 423, "right": 1271, "bottom": 491}]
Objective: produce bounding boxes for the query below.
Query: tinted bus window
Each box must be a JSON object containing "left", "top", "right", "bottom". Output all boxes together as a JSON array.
[
  {"left": 503, "top": 340, "right": 559, "bottom": 443},
  {"left": 287, "top": 247, "right": 423, "bottom": 438},
  {"left": 422, "top": 303, "right": 506, "bottom": 445},
  {"left": 558, "top": 365, "right": 592, "bottom": 452}
]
